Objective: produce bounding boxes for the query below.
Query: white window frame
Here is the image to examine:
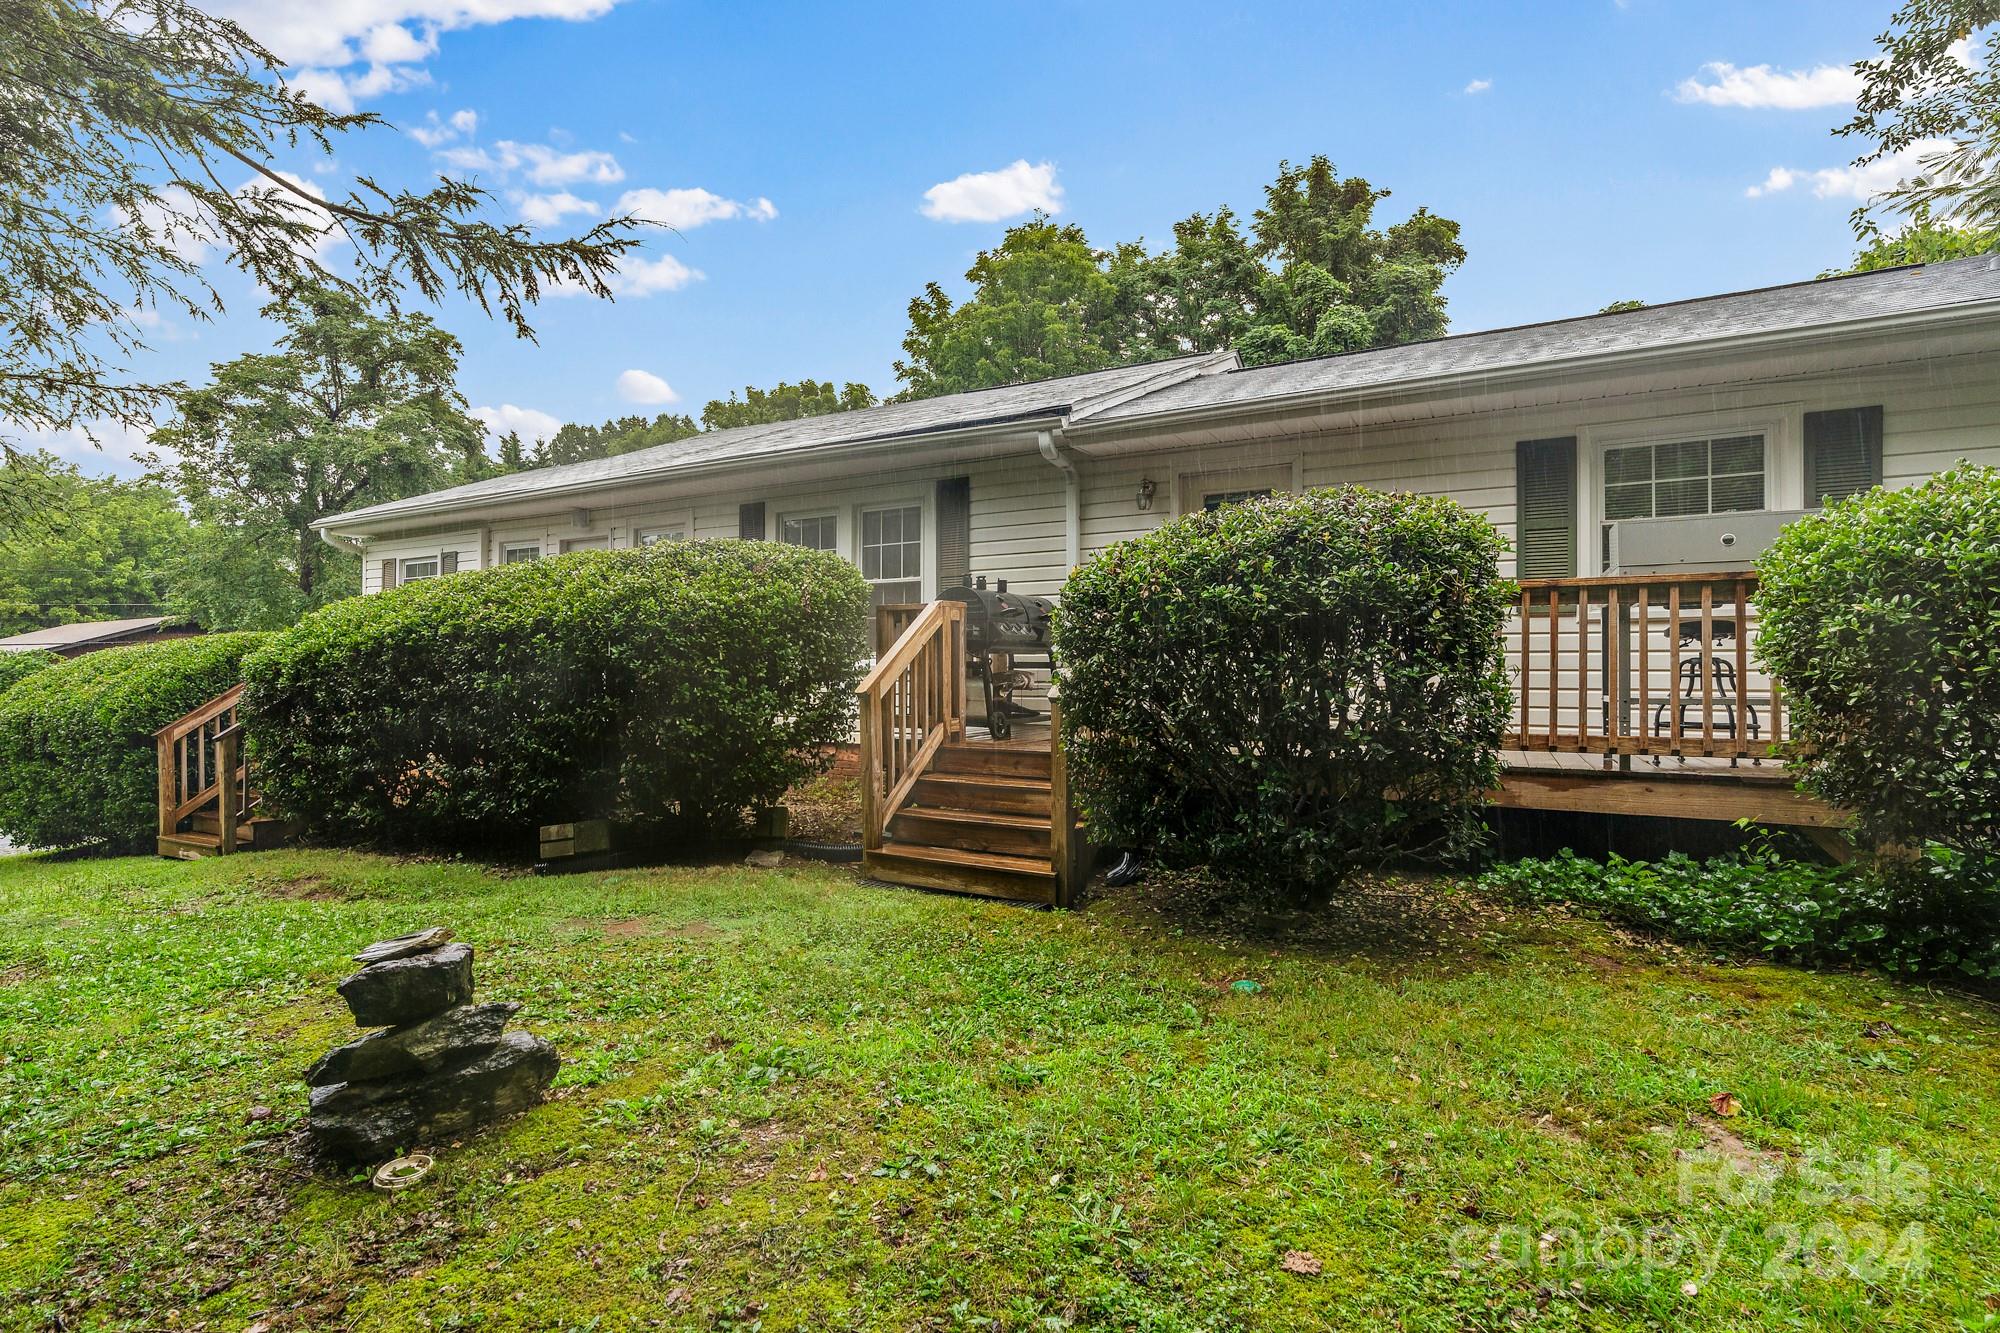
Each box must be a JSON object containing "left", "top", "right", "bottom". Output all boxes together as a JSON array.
[
  {"left": 633, "top": 526, "right": 686, "bottom": 547},
  {"left": 500, "top": 541, "right": 542, "bottom": 564},
  {"left": 399, "top": 554, "right": 441, "bottom": 582},
  {"left": 852, "top": 492, "right": 935, "bottom": 602},
  {"left": 776, "top": 509, "right": 841, "bottom": 553},
  {"left": 560, "top": 535, "right": 610, "bottom": 554},
  {"left": 1579, "top": 409, "right": 1799, "bottom": 574}
]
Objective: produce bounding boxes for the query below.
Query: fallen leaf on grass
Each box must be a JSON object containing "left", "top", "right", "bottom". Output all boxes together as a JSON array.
[
  {"left": 1708, "top": 1092, "right": 1741, "bottom": 1118},
  {"left": 1280, "top": 1249, "right": 1322, "bottom": 1275}
]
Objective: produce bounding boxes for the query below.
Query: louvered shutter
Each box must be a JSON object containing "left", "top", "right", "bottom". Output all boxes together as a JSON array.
[
  {"left": 1803, "top": 407, "right": 1883, "bottom": 507},
  {"left": 1515, "top": 437, "right": 1578, "bottom": 579},
  {"left": 739, "top": 501, "right": 766, "bottom": 540},
  {"left": 935, "top": 476, "right": 971, "bottom": 590},
  {"left": 379, "top": 558, "right": 397, "bottom": 591},
  {"left": 440, "top": 551, "right": 459, "bottom": 575}
]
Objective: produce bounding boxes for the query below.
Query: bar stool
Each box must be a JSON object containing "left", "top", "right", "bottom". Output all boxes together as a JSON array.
[{"left": 1652, "top": 617, "right": 1759, "bottom": 744}]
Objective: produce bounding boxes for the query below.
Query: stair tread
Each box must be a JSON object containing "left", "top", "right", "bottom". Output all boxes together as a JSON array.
[
  {"left": 895, "top": 806, "right": 1051, "bottom": 830},
  {"left": 917, "top": 772, "right": 1052, "bottom": 791},
  {"left": 163, "top": 831, "right": 221, "bottom": 847},
  {"left": 875, "top": 841, "right": 1054, "bottom": 877}
]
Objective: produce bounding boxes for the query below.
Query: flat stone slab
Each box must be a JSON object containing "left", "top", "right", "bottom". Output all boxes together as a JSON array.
[
  {"left": 354, "top": 928, "right": 454, "bottom": 966},
  {"left": 338, "top": 943, "right": 473, "bottom": 1027},
  {"left": 308, "top": 1031, "right": 560, "bottom": 1162},
  {"left": 305, "top": 1001, "right": 520, "bottom": 1087}
]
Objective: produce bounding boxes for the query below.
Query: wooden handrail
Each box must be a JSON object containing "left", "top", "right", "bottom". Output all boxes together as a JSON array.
[
  {"left": 857, "top": 600, "right": 966, "bottom": 851},
  {"left": 154, "top": 684, "right": 244, "bottom": 743},
  {"left": 156, "top": 684, "right": 262, "bottom": 853},
  {"left": 1505, "top": 570, "right": 1784, "bottom": 762}
]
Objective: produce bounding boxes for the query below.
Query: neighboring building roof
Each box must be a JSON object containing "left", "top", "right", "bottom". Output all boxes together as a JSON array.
[
  {"left": 321, "top": 352, "right": 1233, "bottom": 531},
  {"left": 1083, "top": 254, "right": 2000, "bottom": 425},
  {"left": 0, "top": 616, "right": 174, "bottom": 653},
  {"left": 322, "top": 255, "right": 2000, "bottom": 534}
]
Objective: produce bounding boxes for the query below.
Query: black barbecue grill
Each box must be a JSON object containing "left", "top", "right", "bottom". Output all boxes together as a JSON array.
[{"left": 939, "top": 577, "right": 1054, "bottom": 739}]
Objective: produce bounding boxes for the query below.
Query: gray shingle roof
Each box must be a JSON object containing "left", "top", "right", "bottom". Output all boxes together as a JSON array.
[
  {"left": 322, "top": 353, "right": 1226, "bottom": 530},
  {"left": 1082, "top": 255, "right": 2000, "bottom": 424},
  {"left": 0, "top": 616, "right": 170, "bottom": 651}
]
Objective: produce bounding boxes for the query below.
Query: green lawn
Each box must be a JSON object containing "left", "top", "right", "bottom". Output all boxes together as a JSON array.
[{"left": 1, "top": 851, "right": 1995, "bottom": 1331}]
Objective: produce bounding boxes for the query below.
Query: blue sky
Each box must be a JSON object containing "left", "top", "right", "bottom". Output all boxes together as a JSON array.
[{"left": 61, "top": 0, "right": 1913, "bottom": 476}]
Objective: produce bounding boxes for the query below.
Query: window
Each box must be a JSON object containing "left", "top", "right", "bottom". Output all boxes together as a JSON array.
[
  {"left": 779, "top": 513, "right": 838, "bottom": 551},
  {"left": 500, "top": 543, "right": 541, "bottom": 564},
  {"left": 859, "top": 503, "right": 923, "bottom": 616},
  {"left": 560, "top": 535, "right": 609, "bottom": 553},
  {"left": 1201, "top": 487, "right": 1274, "bottom": 511},
  {"left": 399, "top": 556, "right": 440, "bottom": 582},
  {"left": 1603, "top": 434, "right": 1766, "bottom": 523},
  {"left": 635, "top": 527, "right": 684, "bottom": 547}
]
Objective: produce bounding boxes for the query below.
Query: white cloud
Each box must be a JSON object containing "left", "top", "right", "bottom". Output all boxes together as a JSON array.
[
  {"left": 1745, "top": 139, "right": 1955, "bottom": 200},
  {"left": 4, "top": 418, "right": 160, "bottom": 477},
  {"left": 615, "top": 186, "right": 778, "bottom": 230},
  {"left": 470, "top": 403, "right": 562, "bottom": 445},
  {"left": 112, "top": 186, "right": 214, "bottom": 266},
  {"left": 236, "top": 170, "right": 346, "bottom": 262},
  {"left": 609, "top": 252, "right": 701, "bottom": 295},
  {"left": 516, "top": 190, "right": 600, "bottom": 228},
  {"left": 208, "top": 2, "right": 625, "bottom": 71},
  {"left": 615, "top": 369, "right": 679, "bottom": 404},
  {"left": 1675, "top": 60, "right": 1862, "bottom": 110},
  {"left": 409, "top": 107, "right": 478, "bottom": 148},
  {"left": 1464, "top": 78, "right": 1492, "bottom": 94},
  {"left": 920, "top": 159, "right": 1063, "bottom": 223},
  {"left": 291, "top": 59, "right": 432, "bottom": 115},
  {"left": 440, "top": 140, "right": 623, "bottom": 186}
]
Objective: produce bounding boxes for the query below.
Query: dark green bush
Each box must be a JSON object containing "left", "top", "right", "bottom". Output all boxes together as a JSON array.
[
  {"left": 0, "top": 634, "right": 272, "bottom": 851},
  {"left": 1054, "top": 486, "right": 1513, "bottom": 904},
  {"left": 0, "top": 649, "right": 59, "bottom": 698},
  {"left": 1482, "top": 847, "right": 2000, "bottom": 979},
  {"left": 241, "top": 540, "right": 869, "bottom": 849},
  {"left": 1758, "top": 464, "right": 2000, "bottom": 858}
]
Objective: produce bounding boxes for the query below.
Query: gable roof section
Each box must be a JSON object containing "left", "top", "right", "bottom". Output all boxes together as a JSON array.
[
  {"left": 1079, "top": 255, "right": 2000, "bottom": 427},
  {"left": 320, "top": 351, "right": 1234, "bottom": 532}
]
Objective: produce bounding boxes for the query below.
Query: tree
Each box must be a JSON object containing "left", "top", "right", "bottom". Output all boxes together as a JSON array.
[
  {"left": 0, "top": 454, "right": 188, "bottom": 635},
  {"left": 1824, "top": 206, "right": 2000, "bottom": 274},
  {"left": 149, "top": 285, "right": 489, "bottom": 629},
  {"left": 2, "top": 0, "right": 640, "bottom": 522},
  {"left": 893, "top": 160, "right": 1466, "bottom": 396},
  {"left": 895, "top": 217, "right": 1141, "bottom": 398},
  {"left": 701, "top": 379, "right": 877, "bottom": 430},
  {"left": 528, "top": 413, "right": 701, "bottom": 469},
  {"left": 1839, "top": 1, "right": 2000, "bottom": 232},
  {"left": 1600, "top": 299, "right": 1648, "bottom": 313}
]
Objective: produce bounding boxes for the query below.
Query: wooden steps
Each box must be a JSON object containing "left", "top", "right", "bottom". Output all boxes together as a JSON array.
[
  {"left": 863, "top": 742, "right": 1060, "bottom": 903},
  {"left": 158, "top": 817, "right": 286, "bottom": 860}
]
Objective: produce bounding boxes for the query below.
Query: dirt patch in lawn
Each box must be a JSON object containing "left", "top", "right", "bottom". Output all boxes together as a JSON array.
[
  {"left": 1689, "top": 1115, "right": 1786, "bottom": 1179},
  {"left": 0, "top": 958, "right": 42, "bottom": 986},
  {"left": 252, "top": 873, "right": 352, "bottom": 902}
]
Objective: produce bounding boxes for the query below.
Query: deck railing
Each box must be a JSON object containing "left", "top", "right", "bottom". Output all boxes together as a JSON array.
[
  {"left": 1506, "top": 571, "right": 1785, "bottom": 762},
  {"left": 155, "top": 684, "right": 260, "bottom": 851},
  {"left": 856, "top": 599, "right": 966, "bottom": 849}
]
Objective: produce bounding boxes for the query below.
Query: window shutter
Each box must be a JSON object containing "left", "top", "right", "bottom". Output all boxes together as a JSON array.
[
  {"left": 1515, "top": 437, "right": 1578, "bottom": 579},
  {"left": 1803, "top": 406, "right": 1883, "bottom": 507},
  {"left": 738, "top": 501, "right": 766, "bottom": 540},
  {"left": 935, "top": 477, "right": 971, "bottom": 590},
  {"left": 379, "top": 558, "right": 398, "bottom": 591},
  {"left": 440, "top": 551, "right": 459, "bottom": 575}
]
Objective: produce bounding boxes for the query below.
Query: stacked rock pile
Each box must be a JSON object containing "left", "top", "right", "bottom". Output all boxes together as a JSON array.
[{"left": 306, "top": 928, "right": 559, "bottom": 1162}]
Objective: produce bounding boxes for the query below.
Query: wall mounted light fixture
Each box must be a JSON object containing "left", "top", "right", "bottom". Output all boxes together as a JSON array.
[{"left": 1136, "top": 478, "right": 1157, "bottom": 511}]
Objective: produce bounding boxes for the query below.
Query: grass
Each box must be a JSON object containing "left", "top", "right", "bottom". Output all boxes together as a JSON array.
[{"left": 1, "top": 850, "right": 1997, "bottom": 1331}]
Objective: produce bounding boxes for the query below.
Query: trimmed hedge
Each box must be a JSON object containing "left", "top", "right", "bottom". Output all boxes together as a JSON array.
[
  {"left": 1054, "top": 486, "right": 1513, "bottom": 904},
  {"left": 0, "top": 634, "right": 272, "bottom": 852},
  {"left": 241, "top": 540, "right": 869, "bottom": 848},
  {"left": 0, "top": 649, "right": 59, "bottom": 698},
  {"left": 1759, "top": 463, "right": 2000, "bottom": 858}
]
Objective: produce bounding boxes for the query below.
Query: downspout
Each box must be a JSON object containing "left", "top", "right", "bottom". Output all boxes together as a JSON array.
[{"left": 1036, "top": 427, "right": 1081, "bottom": 573}]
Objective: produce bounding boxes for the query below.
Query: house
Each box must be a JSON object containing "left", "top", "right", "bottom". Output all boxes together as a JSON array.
[
  {"left": 317, "top": 256, "right": 2000, "bottom": 900},
  {"left": 0, "top": 615, "right": 198, "bottom": 658}
]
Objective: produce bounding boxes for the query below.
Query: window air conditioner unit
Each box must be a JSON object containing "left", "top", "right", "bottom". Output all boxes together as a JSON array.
[{"left": 1604, "top": 510, "right": 1810, "bottom": 575}]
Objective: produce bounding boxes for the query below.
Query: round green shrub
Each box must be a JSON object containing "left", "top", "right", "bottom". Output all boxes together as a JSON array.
[
  {"left": 0, "top": 649, "right": 59, "bottom": 698},
  {"left": 1758, "top": 463, "right": 2000, "bottom": 858},
  {"left": 241, "top": 540, "right": 870, "bottom": 849},
  {"left": 1054, "top": 486, "right": 1513, "bottom": 904},
  {"left": 0, "top": 633, "right": 273, "bottom": 851}
]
